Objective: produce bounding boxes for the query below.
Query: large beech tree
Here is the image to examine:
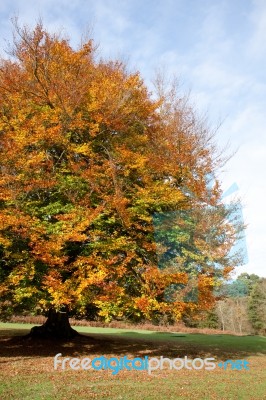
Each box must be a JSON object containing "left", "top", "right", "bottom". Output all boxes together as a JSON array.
[{"left": 0, "top": 23, "right": 243, "bottom": 338}]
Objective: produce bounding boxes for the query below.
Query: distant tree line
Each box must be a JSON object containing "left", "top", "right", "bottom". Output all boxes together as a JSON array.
[{"left": 183, "top": 273, "right": 266, "bottom": 336}]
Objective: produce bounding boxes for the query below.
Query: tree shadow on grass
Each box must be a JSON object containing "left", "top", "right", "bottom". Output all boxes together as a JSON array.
[{"left": 0, "top": 327, "right": 265, "bottom": 362}]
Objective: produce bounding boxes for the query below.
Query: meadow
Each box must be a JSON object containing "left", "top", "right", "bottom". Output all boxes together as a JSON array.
[{"left": 0, "top": 322, "right": 265, "bottom": 400}]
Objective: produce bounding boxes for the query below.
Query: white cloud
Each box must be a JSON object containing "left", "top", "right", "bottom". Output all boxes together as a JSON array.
[
  {"left": 0, "top": 0, "right": 265, "bottom": 278},
  {"left": 248, "top": 0, "right": 266, "bottom": 58}
]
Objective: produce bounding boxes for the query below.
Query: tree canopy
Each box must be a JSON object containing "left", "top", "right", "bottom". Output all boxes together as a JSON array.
[{"left": 0, "top": 22, "right": 244, "bottom": 327}]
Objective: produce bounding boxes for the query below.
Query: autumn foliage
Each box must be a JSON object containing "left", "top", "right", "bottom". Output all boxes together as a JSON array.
[{"left": 0, "top": 22, "right": 243, "bottom": 325}]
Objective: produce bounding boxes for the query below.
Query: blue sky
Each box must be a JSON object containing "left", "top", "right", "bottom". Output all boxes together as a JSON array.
[{"left": 0, "top": 0, "right": 265, "bottom": 277}]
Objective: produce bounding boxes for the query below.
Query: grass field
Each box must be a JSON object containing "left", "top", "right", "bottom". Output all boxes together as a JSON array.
[{"left": 0, "top": 322, "right": 266, "bottom": 399}]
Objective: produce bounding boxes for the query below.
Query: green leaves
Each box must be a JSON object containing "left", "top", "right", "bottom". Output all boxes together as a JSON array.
[{"left": 0, "top": 22, "right": 244, "bottom": 323}]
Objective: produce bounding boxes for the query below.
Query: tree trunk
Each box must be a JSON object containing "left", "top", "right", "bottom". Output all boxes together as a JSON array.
[{"left": 28, "top": 306, "right": 79, "bottom": 340}]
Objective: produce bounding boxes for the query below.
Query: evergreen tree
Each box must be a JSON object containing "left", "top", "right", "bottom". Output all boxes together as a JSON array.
[{"left": 248, "top": 278, "right": 266, "bottom": 335}]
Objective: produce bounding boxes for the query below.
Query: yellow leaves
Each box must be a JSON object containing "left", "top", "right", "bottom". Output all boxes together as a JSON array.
[
  {"left": 42, "top": 270, "right": 74, "bottom": 307},
  {"left": 56, "top": 206, "right": 105, "bottom": 242},
  {"left": 0, "top": 235, "right": 11, "bottom": 247},
  {"left": 13, "top": 287, "right": 38, "bottom": 302},
  {"left": 171, "top": 303, "right": 186, "bottom": 321},
  {"left": 30, "top": 238, "right": 67, "bottom": 266},
  {"left": 66, "top": 257, "right": 109, "bottom": 299},
  {"left": 198, "top": 274, "right": 215, "bottom": 288},
  {"left": 22, "top": 150, "right": 47, "bottom": 169},
  {"left": 7, "top": 263, "right": 36, "bottom": 288},
  {"left": 134, "top": 296, "right": 160, "bottom": 317},
  {"left": 9, "top": 273, "right": 23, "bottom": 286},
  {"left": 85, "top": 62, "right": 157, "bottom": 134},
  {"left": 134, "top": 182, "right": 185, "bottom": 211},
  {"left": 93, "top": 285, "right": 128, "bottom": 322},
  {"left": 61, "top": 230, "right": 88, "bottom": 242},
  {"left": 71, "top": 143, "right": 91, "bottom": 156},
  {"left": 115, "top": 145, "right": 148, "bottom": 177},
  {"left": 82, "top": 269, "right": 107, "bottom": 286},
  {"left": 134, "top": 296, "right": 150, "bottom": 312},
  {"left": 0, "top": 211, "right": 34, "bottom": 233},
  {"left": 0, "top": 23, "right": 239, "bottom": 325},
  {"left": 143, "top": 266, "right": 188, "bottom": 293},
  {"left": 197, "top": 274, "right": 216, "bottom": 309},
  {"left": 88, "top": 121, "right": 100, "bottom": 137},
  {"left": 125, "top": 72, "right": 142, "bottom": 89}
]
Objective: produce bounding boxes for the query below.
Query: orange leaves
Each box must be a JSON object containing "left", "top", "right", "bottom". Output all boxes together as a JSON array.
[
  {"left": 42, "top": 270, "right": 74, "bottom": 308},
  {"left": 197, "top": 274, "right": 216, "bottom": 310},
  {"left": 86, "top": 63, "right": 157, "bottom": 134},
  {"left": 142, "top": 266, "right": 188, "bottom": 298},
  {"left": 223, "top": 266, "right": 235, "bottom": 279},
  {"left": 30, "top": 239, "right": 67, "bottom": 266},
  {"left": 0, "top": 22, "right": 240, "bottom": 324},
  {"left": 0, "top": 211, "right": 35, "bottom": 233},
  {"left": 134, "top": 296, "right": 151, "bottom": 313}
]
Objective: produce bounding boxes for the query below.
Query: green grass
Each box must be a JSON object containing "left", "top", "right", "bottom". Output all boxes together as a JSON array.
[
  {"left": 0, "top": 322, "right": 266, "bottom": 399},
  {"left": 1, "top": 322, "right": 265, "bottom": 355}
]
